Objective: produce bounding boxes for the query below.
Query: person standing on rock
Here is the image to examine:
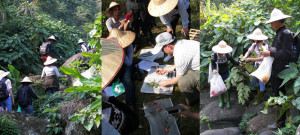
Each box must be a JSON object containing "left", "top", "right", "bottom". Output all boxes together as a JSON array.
[
  {"left": 260, "top": 8, "right": 293, "bottom": 96},
  {"left": 15, "top": 77, "right": 38, "bottom": 116},
  {"left": 243, "top": 28, "right": 269, "bottom": 105},
  {"left": 0, "top": 70, "right": 14, "bottom": 112},
  {"left": 40, "top": 35, "right": 64, "bottom": 64},
  {"left": 41, "top": 56, "right": 67, "bottom": 95},
  {"left": 155, "top": 32, "right": 200, "bottom": 106},
  {"left": 211, "top": 40, "right": 241, "bottom": 108}
]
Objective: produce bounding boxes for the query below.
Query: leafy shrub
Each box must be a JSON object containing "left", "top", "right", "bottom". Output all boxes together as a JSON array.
[
  {"left": 0, "top": 116, "right": 21, "bottom": 135},
  {"left": 239, "top": 112, "right": 257, "bottom": 133}
]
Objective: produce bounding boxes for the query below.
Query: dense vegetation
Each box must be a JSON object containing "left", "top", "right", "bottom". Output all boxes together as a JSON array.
[{"left": 200, "top": 0, "right": 299, "bottom": 134}]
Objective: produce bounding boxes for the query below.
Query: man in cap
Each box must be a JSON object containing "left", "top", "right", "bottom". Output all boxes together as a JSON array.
[
  {"left": 260, "top": 8, "right": 293, "bottom": 96},
  {"left": 0, "top": 70, "right": 14, "bottom": 112},
  {"left": 105, "top": 2, "right": 131, "bottom": 33},
  {"left": 155, "top": 32, "right": 200, "bottom": 106},
  {"left": 78, "top": 39, "right": 89, "bottom": 52},
  {"left": 41, "top": 35, "right": 64, "bottom": 63}
]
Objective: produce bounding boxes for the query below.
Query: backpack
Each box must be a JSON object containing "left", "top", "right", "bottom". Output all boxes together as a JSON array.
[
  {"left": 0, "top": 78, "right": 9, "bottom": 101},
  {"left": 291, "top": 31, "right": 300, "bottom": 62},
  {"left": 40, "top": 41, "right": 51, "bottom": 55},
  {"left": 17, "top": 86, "right": 29, "bottom": 108}
]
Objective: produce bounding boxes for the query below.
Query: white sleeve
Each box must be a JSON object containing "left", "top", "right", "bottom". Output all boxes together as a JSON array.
[
  {"left": 54, "top": 67, "right": 62, "bottom": 77},
  {"left": 5, "top": 79, "right": 12, "bottom": 89},
  {"left": 178, "top": 0, "right": 189, "bottom": 29},
  {"left": 41, "top": 68, "right": 46, "bottom": 78},
  {"left": 159, "top": 14, "right": 172, "bottom": 28}
]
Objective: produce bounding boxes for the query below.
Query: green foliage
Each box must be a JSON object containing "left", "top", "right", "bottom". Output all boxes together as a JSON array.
[
  {"left": 275, "top": 115, "right": 300, "bottom": 135},
  {"left": 200, "top": 116, "right": 211, "bottom": 130},
  {"left": 261, "top": 92, "right": 293, "bottom": 119},
  {"left": 0, "top": 116, "right": 21, "bottom": 135},
  {"left": 0, "top": 1, "right": 82, "bottom": 74},
  {"left": 239, "top": 112, "right": 257, "bottom": 133},
  {"left": 225, "top": 66, "right": 252, "bottom": 105},
  {"left": 43, "top": 106, "right": 64, "bottom": 135},
  {"left": 200, "top": 0, "right": 300, "bottom": 88},
  {"left": 60, "top": 12, "right": 102, "bottom": 132}
]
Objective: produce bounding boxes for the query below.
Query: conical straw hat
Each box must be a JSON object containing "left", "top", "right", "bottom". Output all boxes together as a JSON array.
[
  {"left": 212, "top": 40, "right": 233, "bottom": 53},
  {"left": 20, "top": 76, "right": 33, "bottom": 83},
  {"left": 101, "top": 38, "right": 124, "bottom": 90},
  {"left": 247, "top": 28, "right": 268, "bottom": 40},
  {"left": 0, "top": 70, "right": 10, "bottom": 80},
  {"left": 78, "top": 39, "right": 85, "bottom": 44},
  {"left": 148, "top": 0, "right": 179, "bottom": 17},
  {"left": 105, "top": 2, "right": 125, "bottom": 17},
  {"left": 107, "top": 29, "right": 135, "bottom": 48},
  {"left": 265, "top": 8, "right": 292, "bottom": 24},
  {"left": 44, "top": 56, "right": 57, "bottom": 66}
]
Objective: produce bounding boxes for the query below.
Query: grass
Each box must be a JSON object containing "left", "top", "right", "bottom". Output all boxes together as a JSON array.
[{"left": 117, "top": 19, "right": 200, "bottom": 135}]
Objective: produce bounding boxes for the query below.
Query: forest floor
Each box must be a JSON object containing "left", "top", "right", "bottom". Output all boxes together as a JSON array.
[{"left": 117, "top": 18, "right": 200, "bottom": 135}]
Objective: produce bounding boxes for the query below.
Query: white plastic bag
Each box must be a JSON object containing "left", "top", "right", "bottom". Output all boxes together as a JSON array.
[
  {"left": 250, "top": 56, "right": 274, "bottom": 84},
  {"left": 210, "top": 73, "right": 227, "bottom": 97},
  {"left": 208, "top": 62, "right": 218, "bottom": 83}
]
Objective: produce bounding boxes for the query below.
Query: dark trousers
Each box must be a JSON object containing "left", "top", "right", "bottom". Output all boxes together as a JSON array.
[
  {"left": 169, "top": 6, "right": 191, "bottom": 39},
  {"left": 271, "top": 61, "right": 288, "bottom": 96},
  {"left": 118, "top": 65, "right": 136, "bottom": 105},
  {"left": 126, "top": 0, "right": 153, "bottom": 46}
]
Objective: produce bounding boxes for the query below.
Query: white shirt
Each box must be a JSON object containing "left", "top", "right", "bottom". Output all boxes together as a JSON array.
[
  {"left": 105, "top": 16, "right": 126, "bottom": 32},
  {"left": 81, "top": 43, "right": 88, "bottom": 52},
  {"left": 248, "top": 43, "right": 269, "bottom": 65},
  {"left": 173, "top": 40, "right": 200, "bottom": 76},
  {"left": 41, "top": 66, "right": 62, "bottom": 78},
  {"left": 3, "top": 79, "right": 12, "bottom": 97},
  {"left": 159, "top": 0, "right": 190, "bottom": 29}
]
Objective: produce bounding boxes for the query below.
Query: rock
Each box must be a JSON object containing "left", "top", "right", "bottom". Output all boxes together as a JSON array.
[
  {"left": 243, "top": 101, "right": 266, "bottom": 117},
  {"left": 200, "top": 99, "right": 245, "bottom": 123},
  {"left": 62, "top": 53, "right": 89, "bottom": 68},
  {"left": 258, "top": 128, "right": 275, "bottom": 135},
  {"left": 247, "top": 107, "right": 279, "bottom": 133},
  {"left": 0, "top": 111, "right": 48, "bottom": 135},
  {"left": 287, "top": 106, "right": 300, "bottom": 123},
  {"left": 200, "top": 121, "right": 238, "bottom": 133},
  {"left": 200, "top": 90, "right": 218, "bottom": 110},
  {"left": 64, "top": 121, "right": 81, "bottom": 135},
  {"left": 200, "top": 127, "right": 241, "bottom": 135}
]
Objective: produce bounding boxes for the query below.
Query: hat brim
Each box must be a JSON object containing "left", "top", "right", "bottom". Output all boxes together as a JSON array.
[
  {"left": 265, "top": 15, "right": 292, "bottom": 24},
  {"left": 20, "top": 80, "right": 33, "bottom": 83},
  {"left": 247, "top": 34, "right": 268, "bottom": 41},
  {"left": 105, "top": 4, "right": 125, "bottom": 17},
  {"left": 78, "top": 41, "right": 85, "bottom": 44},
  {"left": 107, "top": 31, "right": 135, "bottom": 48},
  {"left": 148, "top": 0, "right": 178, "bottom": 17},
  {"left": 0, "top": 71, "right": 10, "bottom": 80},
  {"left": 101, "top": 38, "right": 124, "bottom": 90},
  {"left": 44, "top": 59, "right": 57, "bottom": 66},
  {"left": 212, "top": 45, "right": 233, "bottom": 53}
]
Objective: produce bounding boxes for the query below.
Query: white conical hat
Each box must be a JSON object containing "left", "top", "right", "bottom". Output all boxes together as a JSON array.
[
  {"left": 247, "top": 28, "right": 268, "bottom": 40},
  {"left": 0, "top": 70, "right": 10, "bottom": 80},
  {"left": 20, "top": 76, "right": 33, "bottom": 83},
  {"left": 148, "top": 0, "right": 179, "bottom": 17},
  {"left": 44, "top": 56, "right": 57, "bottom": 66},
  {"left": 265, "top": 8, "right": 292, "bottom": 24},
  {"left": 78, "top": 39, "right": 85, "bottom": 44},
  {"left": 46, "top": 35, "right": 57, "bottom": 41},
  {"left": 212, "top": 40, "right": 233, "bottom": 53}
]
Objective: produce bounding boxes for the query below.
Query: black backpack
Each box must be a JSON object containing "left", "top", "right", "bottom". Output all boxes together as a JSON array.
[
  {"left": 0, "top": 78, "right": 9, "bottom": 101},
  {"left": 17, "top": 86, "right": 29, "bottom": 108},
  {"left": 39, "top": 41, "right": 51, "bottom": 55},
  {"left": 291, "top": 31, "right": 300, "bottom": 62}
]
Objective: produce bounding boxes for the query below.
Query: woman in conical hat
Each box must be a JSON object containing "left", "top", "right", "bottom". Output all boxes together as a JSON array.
[
  {"left": 0, "top": 70, "right": 14, "bottom": 112},
  {"left": 107, "top": 29, "right": 137, "bottom": 110},
  {"left": 243, "top": 28, "right": 269, "bottom": 105},
  {"left": 41, "top": 56, "right": 67, "bottom": 95},
  {"left": 211, "top": 40, "right": 240, "bottom": 108}
]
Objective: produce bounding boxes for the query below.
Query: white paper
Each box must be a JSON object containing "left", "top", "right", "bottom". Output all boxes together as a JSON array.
[
  {"left": 138, "top": 48, "right": 164, "bottom": 61},
  {"left": 141, "top": 65, "right": 175, "bottom": 95},
  {"left": 138, "top": 60, "right": 159, "bottom": 72}
]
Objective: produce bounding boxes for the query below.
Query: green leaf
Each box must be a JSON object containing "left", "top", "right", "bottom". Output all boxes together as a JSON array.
[
  {"left": 201, "top": 58, "right": 210, "bottom": 67},
  {"left": 277, "top": 67, "right": 298, "bottom": 88},
  {"left": 90, "top": 99, "right": 101, "bottom": 111},
  {"left": 83, "top": 120, "right": 94, "bottom": 131},
  {"left": 237, "top": 36, "right": 243, "bottom": 43},
  {"left": 95, "top": 117, "right": 101, "bottom": 128},
  {"left": 292, "top": 97, "right": 300, "bottom": 110},
  {"left": 60, "top": 67, "right": 83, "bottom": 78},
  {"left": 293, "top": 77, "right": 300, "bottom": 94}
]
